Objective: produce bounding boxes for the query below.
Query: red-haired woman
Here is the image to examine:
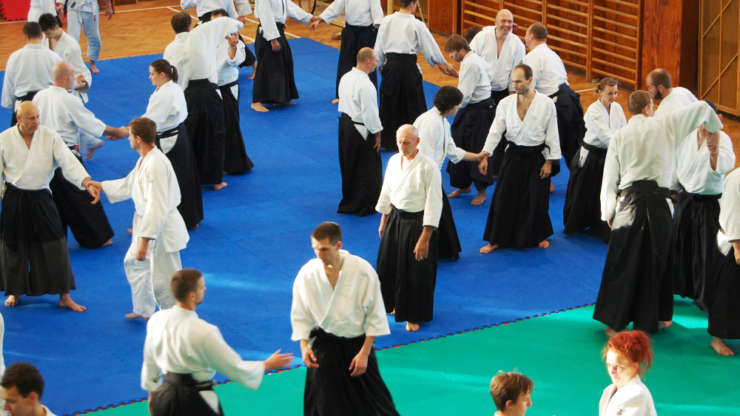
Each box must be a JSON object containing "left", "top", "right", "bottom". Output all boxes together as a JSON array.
[{"left": 599, "top": 330, "right": 657, "bottom": 416}]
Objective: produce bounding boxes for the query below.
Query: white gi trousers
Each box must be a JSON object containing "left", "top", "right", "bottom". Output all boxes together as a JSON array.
[{"left": 67, "top": 8, "right": 101, "bottom": 61}]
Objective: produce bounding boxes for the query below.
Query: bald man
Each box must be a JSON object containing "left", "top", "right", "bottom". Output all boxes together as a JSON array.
[{"left": 0, "top": 102, "right": 99, "bottom": 311}]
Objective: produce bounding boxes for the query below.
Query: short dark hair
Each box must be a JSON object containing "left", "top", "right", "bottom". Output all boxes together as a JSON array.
[
  {"left": 514, "top": 63, "right": 533, "bottom": 80},
  {"left": 1, "top": 362, "right": 44, "bottom": 399},
  {"left": 38, "top": 13, "right": 59, "bottom": 31},
  {"left": 528, "top": 23, "right": 547, "bottom": 41},
  {"left": 150, "top": 58, "right": 179, "bottom": 83},
  {"left": 129, "top": 117, "right": 157, "bottom": 144},
  {"left": 463, "top": 25, "right": 482, "bottom": 43},
  {"left": 23, "top": 22, "right": 43, "bottom": 39},
  {"left": 628, "top": 90, "right": 652, "bottom": 114},
  {"left": 490, "top": 372, "right": 533, "bottom": 411},
  {"left": 647, "top": 68, "right": 672, "bottom": 89},
  {"left": 210, "top": 8, "right": 228, "bottom": 18},
  {"left": 434, "top": 86, "right": 463, "bottom": 113},
  {"left": 400, "top": 0, "right": 417, "bottom": 8},
  {"left": 444, "top": 34, "right": 470, "bottom": 53},
  {"left": 170, "top": 269, "right": 203, "bottom": 302},
  {"left": 171, "top": 12, "right": 192, "bottom": 34},
  {"left": 596, "top": 77, "right": 618, "bottom": 92},
  {"left": 311, "top": 222, "right": 342, "bottom": 244}
]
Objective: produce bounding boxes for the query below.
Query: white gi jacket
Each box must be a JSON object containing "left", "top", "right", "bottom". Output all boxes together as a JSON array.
[
  {"left": 676, "top": 130, "right": 735, "bottom": 195},
  {"left": 338, "top": 67, "right": 382, "bottom": 138},
  {"left": 374, "top": 12, "right": 446, "bottom": 71},
  {"left": 522, "top": 43, "right": 568, "bottom": 96},
  {"left": 1, "top": 44, "right": 61, "bottom": 110},
  {"left": 143, "top": 81, "right": 188, "bottom": 154},
  {"left": 28, "top": 0, "right": 61, "bottom": 22},
  {"left": 180, "top": 0, "right": 252, "bottom": 18},
  {"left": 163, "top": 32, "right": 190, "bottom": 89},
  {"left": 469, "top": 26, "right": 525, "bottom": 92},
  {"left": 376, "top": 152, "right": 442, "bottom": 227},
  {"left": 319, "top": 0, "right": 384, "bottom": 26},
  {"left": 414, "top": 107, "right": 465, "bottom": 170},
  {"left": 47, "top": 31, "right": 92, "bottom": 102},
  {"left": 598, "top": 376, "right": 657, "bottom": 416},
  {"left": 186, "top": 17, "right": 245, "bottom": 84},
  {"left": 718, "top": 168, "right": 740, "bottom": 255},
  {"left": 215, "top": 39, "right": 246, "bottom": 87},
  {"left": 653, "top": 86, "right": 697, "bottom": 119},
  {"left": 579, "top": 100, "right": 626, "bottom": 166},
  {"left": 254, "top": 0, "right": 312, "bottom": 41},
  {"left": 457, "top": 51, "right": 491, "bottom": 107},
  {"left": 33, "top": 86, "right": 105, "bottom": 148}
]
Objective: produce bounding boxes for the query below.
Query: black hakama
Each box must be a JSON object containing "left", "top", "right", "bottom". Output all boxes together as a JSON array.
[
  {"left": 670, "top": 192, "right": 722, "bottom": 311},
  {"left": 334, "top": 24, "right": 378, "bottom": 98},
  {"left": 437, "top": 189, "right": 461, "bottom": 260},
  {"left": 550, "top": 83, "right": 586, "bottom": 170},
  {"left": 218, "top": 81, "right": 254, "bottom": 175},
  {"left": 184, "top": 78, "right": 226, "bottom": 186},
  {"left": 483, "top": 143, "right": 553, "bottom": 248},
  {"left": 377, "top": 207, "right": 438, "bottom": 323},
  {"left": 304, "top": 328, "right": 399, "bottom": 416},
  {"left": 150, "top": 373, "right": 222, "bottom": 416},
  {"left": 252, "top": 23, "right": 298, "bottom": 104},
  {"left": 10, "top": 91, "right": 38, "bottom": 126},
  {"left": 49, "top": 155, "right": 114, "bottom": 248},
  {"left": 156, "top": 124, "right": 204, "bottom": 230},
  {"left": 378, "top": 53, "right": 426, "bottom": 151},
  {"left": 563, "top": 143, "right": 610, "bottom": 242},
  {"left": 447, "top": 98, "right": 495, "bottom": 190},
  {"left": 593, "top": 180, "right": 674, "bottom": 333},
  {"left": 0, "top": 184, "right": 76, "bottom": 296},
  {"left": 337, "top": 114, "right": 382, "bottom": 216},
  {"left": 708, "top": 248, "right": 740, "bottom": 339},
  {"left": 487, "top": 89, "right": 510, "bottom": 177}
]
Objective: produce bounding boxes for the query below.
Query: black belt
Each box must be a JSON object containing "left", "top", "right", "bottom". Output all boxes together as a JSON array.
[
  {"left": 344, "top": 23, "right": 376, "bottom": 32},
  {"left": 187, "top": 79, "right": 218, "bottom": 89},
  {"left": 340, "top": 113, "right": 364, "bottom": 126},
  {"left": 164, "top": 373, "right": 214, "bottom": 391},
  {"left": 390, "top": 205, "right": 423, "bottom": 219},
  {"left": 15, "top": 91, "right": 39, "bottom": 102},
  {"left": 221, "top": 80, "right": 238, "bottom": 88},
  {"left": 157, "top": 123, "right": 183, "bottom": 139},
  {"left": 385, "top": 53, "right": 417, "bottom": 65},
  {"left": 506, "top": 142, "right": 546, "bottom": 155},
  {"left": 466, "top": 97, "right": 493, "bottom": 110},
  {"left": 309, "top": 327, "right": 364, "bottom": 343},
  {"left": 681, "top": 191, "right": 721, "bottom": 202},
  {"left": 620, "top": 180, "right": 670, "bottom": 199},
  {"left": 581, "top": 142, "right": 607, "bottom": 154}
]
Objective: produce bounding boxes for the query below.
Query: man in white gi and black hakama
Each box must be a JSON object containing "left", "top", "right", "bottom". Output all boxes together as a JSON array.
[
  {"left": 337, "top": 48, "right": 383, "bottom": 216},
  {"left": 478, "top": 64, "right": 560, "bottom": 253},
  {"left": 291, "top": 222, "right": 398, "bottom": 415},
  {"left": 563, "top": 77, "right": 625, "bottom": 242},
  {"left": 523, "top": 23, "right": 585, "bottom": 173},
  {"left": 707, "top": 167, "right": 740, "bottom": 356},
  {"left": 414, "top": 86, "right": 485, "bottom": 260},
  {"left": 142, "top": 268, "right": 293, "bottom": 415},
  {"left": 1, "top": 23, "right": 60, "bottom": 126},
  {"left": 376, "top": 124, "right": 442, "bottom": 332},
  {"left": 98, "top": 118, "right": 189, "bottom": 319},
  {"left": 0, "top": 102, "right": 93, "bottom": 311},
  {"left": 374, "top": 0, "right": 457, "bottom": 150},
  {"left": 251, "top": 0, "right": 314, "bottom": 112},
  {"left": 443, "top": 35, "right": 494, "bottom": 206},
  {"left": 311, "top": 0, "right": 384, "bottom": 102},
  {"left": 647, "top": 68, "right": 698, "bottom": 120},
  {"left": 164, "top": 13, "right": 193, "bottom": 91},
  {"left": 593, "top": 92, "right": 722, "bottom": 335}
]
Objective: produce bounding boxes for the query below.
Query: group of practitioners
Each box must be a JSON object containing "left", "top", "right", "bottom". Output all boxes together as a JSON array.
[{"left": 0, "top": 0, "right": 738, "bottom": 415}]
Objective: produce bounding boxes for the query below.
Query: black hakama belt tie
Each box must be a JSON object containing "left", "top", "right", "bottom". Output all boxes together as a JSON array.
[
  {"left": 437, "top": 187, "right": 461, "bottom": 260},
  {"left": 483, "top": 143, "right": 553, "bottom": 248},
  {"left": 549, "top": 83, "right": 586, "bottom": 171},
  {"left": 11, "top": 91, "right": 39, "bottom": 126},
  {"left": 252, "top": 23, "right": 299, "bottom": 104},
  {"left": 150, "top": 373, "right": 222, "bottom": 416},
  {"left": 708, "top": 247, "right": 740, "bottom": 339},
  {"left": 448, "top": 97, "right": 497, "bottom": 188},
  {"left": 335, "top": 23, "right": 378, "bottom": 97},
  {"left": 185, "top": 78, "right": 226, "bottom": 186},
  {"left": 563, "top": 142, "right": 610, "bottom": 241},
  {"left": 157, "top": 123, "right": 204, "bottom": 230},
  {"left": 0, "top": 184, "right": 76, "bottom": 296},
  {"left": 304, "top": 328, "right": 399, "bottom": 416},
  {"left": 376, "top": 206, "right": 438, "bottom": 323},
  {"left": 337, "top": 113, "right": 382, "bottom": 216},
  {"left": 379, "top": 53, "right": 426, "bottom": 151},
  {"left": 593, "top": 180, "right": 674, "bottom": 333},
  {"left": 218, "top": 80, "right": 254, "bottom": 175}
]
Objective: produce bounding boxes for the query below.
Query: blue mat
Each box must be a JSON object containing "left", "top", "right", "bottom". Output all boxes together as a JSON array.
[{"left": 0, "top": 39, "right": 607, "bottom": 414}]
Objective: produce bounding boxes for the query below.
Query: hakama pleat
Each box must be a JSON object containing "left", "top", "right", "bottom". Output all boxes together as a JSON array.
[
  {"left": 707, "top": 248, "right": 740, "bottom": 339},
  {"left": 304, "top": 328, "right": 399, "bottom": 416},
  {"left": 184, "top": 79, "right": 226, "bottom": 186},
  {"left": 488, "top": 89, "right": 510, "bottom": 176},
  {"left": 157, "top": 126, "right": 204, "bottom": 230},
  {"left": 252, "top": 23, "right": 298, "bottom": 104},
  {"left": 563, "top": 144, "right": 610, "bottom": 241},
  {"left": 335, "top": 24, "right": 378, "bottom": 98},
  {"left": 376, "top": 207, "right": 438, "bottom": 323},
  {"left": 219, "top": 81, "right": 254, "bottom": 175},
  {"left": 483, "top": 144, "right": 553, "bottom": 248},
  {"left": 550, "top": 83, "right": 586, "bottom": 171},
  {"left": 437, "top": 189, "right": 461, "bottom": 260},
  {"left": 593, "top": 180, "right": 674, "bottom": 333},
  {"left": 0, "top": 184, "right": 76, "bottom": 296},
  {"left": 447, "top": 98, "right": 495, "bottom": 190},
  {"left": 150, "top": 373, "right": 223, "bottom": 416},
  {"left": 378, "top": 53, "right": 426, "bottom": 150},
  {"left": 337, "top": 114, "right": 382, "bottom": 216}
]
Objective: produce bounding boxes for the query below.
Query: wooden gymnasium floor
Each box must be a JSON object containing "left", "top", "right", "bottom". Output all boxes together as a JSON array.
[{"left": 0, "top": 0, "right": 738, "bottom": 163}]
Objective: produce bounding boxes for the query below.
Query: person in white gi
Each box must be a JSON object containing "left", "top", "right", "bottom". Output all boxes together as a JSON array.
[
  {"left": 66, "top": 0, "right": 114, "bottom": 74},
  {"left": 599, "top": 330, "right": 657, "bottom": 416},
  {"left": 95, "top": 118, "right": 189, "bottom": 319},
  {"left": 646, "top": 68, "right": 698, "bottom": 118},
  {"left": 27, "top": 0, "right": 62, "bottom": 22},
  {"left": 142, "top": 268, "right": 293, "bottom": 415},
  {"left": 1, "top": 362, "right": 58, "bottom": 416},
  {"left": 291, "top": 222, "right": 398, "bottom": 414},
  {"left": 489, "top": 372, "right": 534, "bottom": 416},
  {"left": 163, "top": 12, "right": 193, "bottom": 90},
  {"left": 180, "top": 0, "right": 252, "bottom": 21}
]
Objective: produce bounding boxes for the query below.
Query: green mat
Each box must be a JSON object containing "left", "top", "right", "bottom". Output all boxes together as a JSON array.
[{"left": 85, "top": 300, "right": 740, "bottom": 416}]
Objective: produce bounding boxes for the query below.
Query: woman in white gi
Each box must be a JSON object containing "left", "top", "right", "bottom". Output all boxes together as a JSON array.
[
  {"left": 98, "top": 118, "right": 189, "bottom": 319},
  {"left": 599, "top": 330, "right": 657, "bottom": 416}
]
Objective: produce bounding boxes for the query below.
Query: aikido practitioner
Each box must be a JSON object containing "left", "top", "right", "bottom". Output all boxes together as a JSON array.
[
  {"left": 443, "top": 34, "right": 493, "bottom": 207},
  {"left": 163, "top": 12, "right": 193, "bottom": 91},
  {"left": 373, "top": 0, "right": 457, "bottom": 150},
  {"left": 376, "top": 124, "right": 442, "bottom": 332},
  {"left": 336, "top": 47, "right": 383, "bottom": 216},
  {"left": 0, "top": 101, "right": 94, "bottom": 312},
  {"left": 593, "top": 92, "right": 722, "bottom": 335},
  {"left": 647, "top": 68, "right": 698, "bottom": 119},
  {"left": 414, "top": 86, "right": 485, "bottom": 260},
  {"left": 142, "top": 268, "right": 293, "bottom": 415},
  {"left": 478, "top": 64, "right": 560, "bottom": 254},
  {"left": 98, "top": 118, "right": 190, "bottom": 320},
  {"left": 1, "top": 22, "right": 60, "bottom": 126},
  {"left": 291, "top": 222, "right": 399, "bottom": 415},
  {"left": 310, "top": 0, "right": 384, "bottom": 102},
  {"left": 251, "top": 0, "right": 315, "bottom": 112},
  {"left": 563, "top": 77, "right": 626, "bottom": 241},
  {"left": 33, "top": 62, "right": 126, "bottom": 249}
]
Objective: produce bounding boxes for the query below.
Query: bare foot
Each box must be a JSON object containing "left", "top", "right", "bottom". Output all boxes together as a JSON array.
[
  {"left": 59, "top": 293, "right": 86, "bottom": 312},
  {"left": 479, "top": 244, "right": 499, "bottom": 254},
  {"left": 84, "top": 141, "right": 104, "bottom": 160},
  {"left": 605, "top": 327, "right": 617, "bottom": 338},
  {"left": 448, "top": 187, "right": 471, "bottom": 198},
  {"left": 390, "top": 309, "right": 395, "bottom": 315},
  {"left": 331, "top": 32, "right": 341, "bottom": 41},
  {"left": 248, "top": 63, "right": 257, "bottom": 80},
  {"left": 125, "top": 312, "right": 149, "bottom": 320},
  {"left": 284, "top": 101, "right": 297, "bottom": 106},
  {"left": 214, "top": 182, "right": 228, "bottom": 191},
  {"left": 127, "top": 228, "right": 133, "bottom": 234},
  {"left": 331, "top": 98, "right": 339, "bottom": 105},
  {"left": 550, "top": 181, "right": 555, "bottom": 193},
  {"left": 102, "top": 239, "right": 113, "bottom": 247},
  {"left": 90, "top": 62, "right": 100, "bottom": 74},
  {"left": 4, "top": 295, "right": 18, "bottom": 307},
  {"left": 711, "top": 337, "right": 735, "bottom": 356},
  {"left": 538, "top": 240, "right": 550, "bottom": 249},
  {"left": 251, "top": 102, "right": 269, "bottom": 112},
  {"left": 659, "top": 320, "right": 672, "bottom": 330},
  {"left": 471, "top": 191, "right": 486, "bottom": 206},
  {"left": 406, "top": 322, "right": 420, "bottom": 332}
]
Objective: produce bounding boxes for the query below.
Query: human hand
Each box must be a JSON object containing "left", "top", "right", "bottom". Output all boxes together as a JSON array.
[
  {"left": 478, "top": 157, "right": 488, "bottom": 175},
  {"left": 413, "top": 236, "right": 429, "bottom": 261},
  {"left": 265, "top": 349, "right": 294, "bottom": 370},
  {"left": 439, "top": 63, "right": 458, "bottom": 77},
  {"left": 539, "top": 160, "right": 552, "bottom": 179},
  {"left": 271, "top": 39, "right": 282, "bottom": 52},
  {"left": 348, "top": 351, "right": 368, "bottom": 376},
  {"left": 301, "top": 346, "right": 319, "bottom": 368},
  {"left": 135, "top": 238, "right": 149, "bottom": 261},
  {"left": 107, "top": 126, "right": 129, "bottom": 141},
  {"left": 84, "top": 179, "right": 101, "bottom": 204},
  {"left": 104, "top": 2, "right": 114, "bottom": 19},
  {"left": 374, "top": 133, "right": 381, "bottom": 152},
  {"left": 226, "top": 33, "right": 240, "bottom": 48},
  {"left": 75, "top": 74, "right": 87, "bottom": 89},
  {"left": 309, "top": 16, "right": 321, "bottom": 31}
]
